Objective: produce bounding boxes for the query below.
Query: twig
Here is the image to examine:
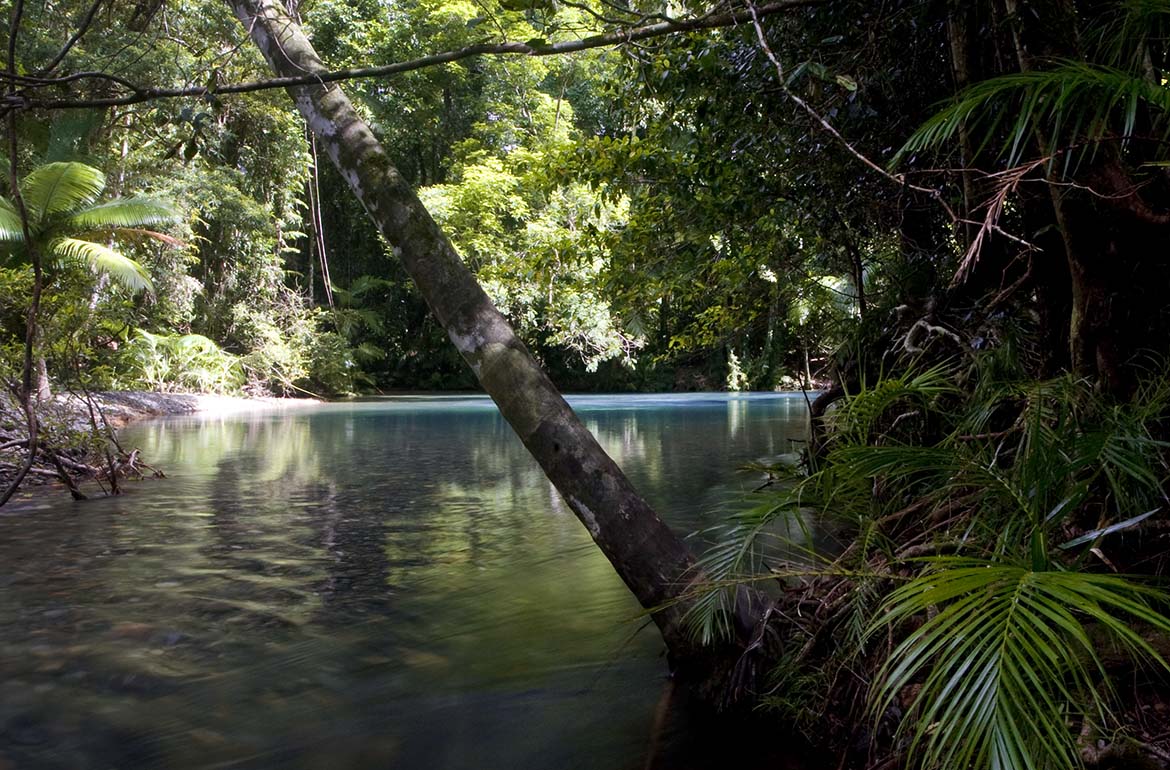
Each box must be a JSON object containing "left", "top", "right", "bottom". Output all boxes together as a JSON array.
[
  {"left": 745, "top": 1, "right": 953, "bottom": 212},
  {"left": 47, "top": 450, "right": 87, "bottom": 500},
  {"left": 953, "top": 427, "right": 1019, "bottom": 442},
  {"left": 35, "top": 0, "right": 105, "bottom": 76},
  {"left": 950, "top": 158, "right": 1046, "bottom": 285}
]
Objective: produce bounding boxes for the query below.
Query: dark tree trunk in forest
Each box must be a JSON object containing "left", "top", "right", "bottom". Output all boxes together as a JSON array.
[
  {"left": 987, "top": 0, "right": 1170, "bottom": 395},
  {"left": 225, "top": 0, "right": 718, "bottom": 666},
  {"left": 1021, "top": 192, "right": 1072, "bottom": 378}
]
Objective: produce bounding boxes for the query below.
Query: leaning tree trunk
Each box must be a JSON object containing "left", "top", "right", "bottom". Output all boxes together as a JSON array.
[{"left": 226, "top": 0, "right": 718, "bottom": 666}]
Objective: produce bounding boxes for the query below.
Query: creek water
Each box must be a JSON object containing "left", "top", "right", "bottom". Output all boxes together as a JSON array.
[{"left": 1, "top": 393, "right": 811, "bottom": 769}]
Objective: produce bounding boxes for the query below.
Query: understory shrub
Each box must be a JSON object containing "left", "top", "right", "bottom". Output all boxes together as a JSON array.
[{"left": 691, "top": 354, "right": 1170, "bottom": 769}]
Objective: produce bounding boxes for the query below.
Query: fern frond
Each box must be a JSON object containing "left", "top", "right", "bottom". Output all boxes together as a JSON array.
[
  {"left": 829, "top": 362, "right": 958, "bottom": 445},
  {"left": 898, "top": 62, "right": 1170, "bottom": 167},
  {"left": 1091, "top": 0, "right": 1170, "bottom": 70},
  {"left": 870, "top": 560, "right": 1170, "bottom": 770},
  {"left": 685, "top": 489, "right": 813, "bottom": 644}
]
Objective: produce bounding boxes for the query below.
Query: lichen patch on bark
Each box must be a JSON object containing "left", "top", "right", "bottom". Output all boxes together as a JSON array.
[{"left": 568, "top": 497, "right": 602, "bottom": 539}]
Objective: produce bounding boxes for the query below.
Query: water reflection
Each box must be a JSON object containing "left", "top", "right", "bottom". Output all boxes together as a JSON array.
[{"left": 0, "top": 393, "right": 810, "bottom": 769}]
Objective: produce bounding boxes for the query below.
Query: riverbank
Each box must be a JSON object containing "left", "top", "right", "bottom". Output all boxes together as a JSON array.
[
  {"left": 56, "top": 390, "right": 322, "bottom": 428},
  {"left": 0, "top": 391, "right": 320, "bottom": 501}
]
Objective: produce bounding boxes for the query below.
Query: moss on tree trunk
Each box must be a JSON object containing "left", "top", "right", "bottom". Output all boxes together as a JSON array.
[{"left": 224, "top": 0, "right": 735, "bottom": 668}]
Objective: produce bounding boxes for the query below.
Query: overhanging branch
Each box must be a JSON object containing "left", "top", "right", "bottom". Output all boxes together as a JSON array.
[{"left": 3, "top": 0, "right": 823, "bottom": 111}]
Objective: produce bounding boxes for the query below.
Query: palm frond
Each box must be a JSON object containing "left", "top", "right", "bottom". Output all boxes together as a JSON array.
[
  {"left": 685, "top": 488, "right": 815, "bottom": 644},
  {"left": 48, "top": 237, "right": 153, "bottom": 294},
  {"left": 827, "top": 444, "right": 966, "bottom": 486},
  {"left": 870, "top": 560, "right": 1170, "bottom": 770},
  {"left": 354, "top": 342, "right": 387, "bottom": 362},
  {"left": 20, "top": 162, "right": 105, "bottom": 224},
  {"left": 1089, "top": 0, "right": 1170, "bottom": 70},
  {"left": 0, "top": 197, "right": 24, "bottom": 242},
  {"left": 73, "top": 227, "right": 186, "bottom": 248},
  {"left": 898, "top": 63, "right": 1170, "bottom": 167},
  {"left": 828, "top": 362, "right": 959, "bottom": 445},
  {"left": 62, "top": 196, "right": 178, "bottom": 231}
]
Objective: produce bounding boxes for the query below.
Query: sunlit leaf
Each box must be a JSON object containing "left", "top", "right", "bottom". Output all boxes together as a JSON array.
[
  {"left": 21, "top": 162, "right": 106, "bottom": 225},
  {"left": 48, "top": 237, "right": 154, "bottom": 294}
]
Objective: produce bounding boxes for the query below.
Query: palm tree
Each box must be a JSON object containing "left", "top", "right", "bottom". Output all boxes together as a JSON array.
[
  {"left": 0, "top": 161, "right": 178, "bottom": 397},
  {"left": 0, "top": 161, "right": 176, "bottom": 293}
]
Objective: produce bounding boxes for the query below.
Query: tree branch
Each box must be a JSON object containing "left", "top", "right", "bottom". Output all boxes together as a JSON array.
[
  {"left": 3, "top": 0, "right": 824, "bottom": 111},
  {"left": 745, "top": 0, "right": 950, "bottom": 208},
  {"left": 36, "top": 0, "right": 106, "bottom": 76}
]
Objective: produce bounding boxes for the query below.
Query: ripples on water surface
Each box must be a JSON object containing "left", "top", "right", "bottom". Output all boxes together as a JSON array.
[{"left": 0, "top": 393, "right": 810, "bottom": 769}]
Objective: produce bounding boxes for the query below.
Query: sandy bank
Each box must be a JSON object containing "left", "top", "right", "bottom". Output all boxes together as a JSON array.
[{"left": 55, "top": 391, "right": 322, "bottom": 429}]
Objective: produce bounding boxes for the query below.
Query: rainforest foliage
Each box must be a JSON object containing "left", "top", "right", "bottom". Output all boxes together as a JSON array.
[
  {"left": 6, "top": 0, "right": 1170, "bottom": 768},
  {"left": 5, "top": 0, "right": 1170, "bottom": 398},
  {"left": 0, "top": 0, "right": 897, "bottom": 398}
]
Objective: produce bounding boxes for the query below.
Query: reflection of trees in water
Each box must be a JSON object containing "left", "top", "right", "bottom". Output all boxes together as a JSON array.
[
  {"left": 307, "top": 410, "right": 501, "bottom": 622},
  {"left": 126, "top": 399, "right": 815, "bottom": 629},
  {"left": 144, "top": 415, "right": 335, "bottom": 627},
  {"left": 0, "top": 397, "right": 817, "bottom": 768},
  {"left": 130, "top": 398, "right": 815, "bottom": 634},
  {"left": 580, "top": 398, "right": 811, "bottom": 530}
]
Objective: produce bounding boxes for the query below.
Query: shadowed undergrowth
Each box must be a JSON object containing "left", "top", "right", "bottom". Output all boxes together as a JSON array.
[{"left": 688, "top": 350, "right": 1170, "bottom": 769}]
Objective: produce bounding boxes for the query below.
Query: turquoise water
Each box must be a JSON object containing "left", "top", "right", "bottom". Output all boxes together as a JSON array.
[{"left": 0, "top": 393, "right": 810, "bottom": 769}]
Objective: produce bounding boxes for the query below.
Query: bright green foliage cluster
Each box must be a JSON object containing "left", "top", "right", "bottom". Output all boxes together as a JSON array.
[
  {"left": 116, "top": 330, "right": 244, "bottom": 394},
  {"left": 421, "top": 143, "right": 639, "bottom": 373},
  {"left": 2, "top": 0, "right": 886, "bottom": 397},
  {"left": 0, "top": 1, "right": 370, "bottom": 396},
  {"left": 0, "top": 162, "right": 173, "bottom": 294}
]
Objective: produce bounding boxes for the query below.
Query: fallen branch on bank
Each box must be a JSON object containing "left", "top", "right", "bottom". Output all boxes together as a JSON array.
[{"left": 0, "top": 387, "right": 162, "bottom": 504}]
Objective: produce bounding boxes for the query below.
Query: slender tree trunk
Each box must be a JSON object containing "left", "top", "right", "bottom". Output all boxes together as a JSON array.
[
  {"left": 34, "top": 357, "right": 51, "bottom": 402},
  {"left": 946, "top": 2, "right": 977, "bottom": 245},
  {"left": 225, "top": 0, "right": 717, "bottom": 665},
  {"left": 1002, "top": 0, "right": 1140, "bottom": 394},
  {"left": 1021, "top": 191, "right": 1071, "bottom": 377}
]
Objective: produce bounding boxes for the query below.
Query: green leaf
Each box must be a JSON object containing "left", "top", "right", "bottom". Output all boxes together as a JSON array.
[
  {"left": 20, "top": 162, "right": 105, "bottom": 225},
  {"left": 1059, "top": 508, "right": 1160, "bottom": 550},
  {"left": 48, "top": 237, "right": 154, "bottom": 294},
  {"left": 62, "top": 197, "right": 178, "bottom": 231},
  {"left": 835, "top": 74, "right": 858, "bottom": 91},
  {"left": 0, "top": 197, "right": 25, "bottom": 241}
]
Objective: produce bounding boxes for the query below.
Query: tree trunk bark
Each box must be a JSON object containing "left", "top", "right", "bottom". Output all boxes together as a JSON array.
[
  {"left": 34, "top": 357, "right": 51, "bottom": 403},
  {"left": 1002, "top": 0, "right": 1130, "bottom": 392},
  {"left": 225, "top": 0, "right": 714, "bottom": 664}
]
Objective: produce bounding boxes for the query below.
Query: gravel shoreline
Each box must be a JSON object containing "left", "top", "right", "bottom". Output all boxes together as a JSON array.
[
  {"left": 58, "top": 391, "right": 322, "bottom": 428},
  {"left": 1, "top": 392, "right": 320, "bottom": 501}
]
